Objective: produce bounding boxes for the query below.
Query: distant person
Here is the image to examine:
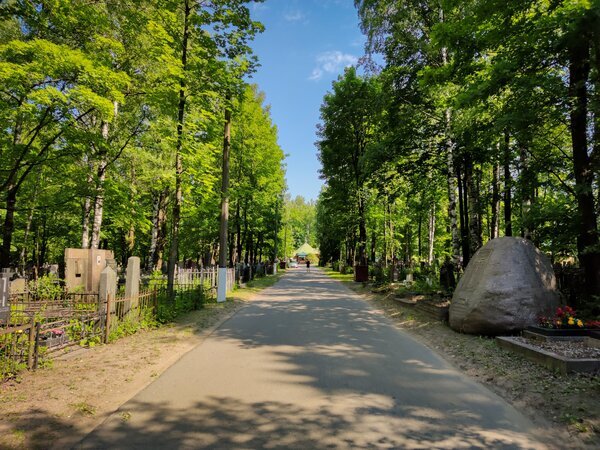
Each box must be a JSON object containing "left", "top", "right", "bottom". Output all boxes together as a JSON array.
[{"left": 306, "top": 260, "right": 311, "bottom": 272}]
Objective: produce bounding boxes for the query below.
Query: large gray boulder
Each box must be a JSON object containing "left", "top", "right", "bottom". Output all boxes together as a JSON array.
[{"left": 449, "top": 237, "right": 560, "bottom": 335}]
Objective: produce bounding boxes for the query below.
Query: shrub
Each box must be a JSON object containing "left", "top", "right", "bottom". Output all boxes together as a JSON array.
[{"left": 27, "top": 274, "right": 62, "bottom": 300}]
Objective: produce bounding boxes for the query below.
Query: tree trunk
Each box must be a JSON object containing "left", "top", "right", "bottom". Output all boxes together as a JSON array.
[
  {"left": 147, "top": 193, "right": 161, "bottom": 271},
  {"left": 218, "top": 99, "right": 232, "bottom": 269},
  {"left": 357, "top": 192, "right": 367, "bottom": 265},
  {"left": 19, "top": 173, "right": 41, "bottom": 275},
  {"left": 90, "top": 100, "right": 118, "bottom": 249},
  {"left": 1, "top": 187, "right": 18, "bottom": 268},
  {"left": 466, "top": 157, "right": 482, "bottom": 256},
  {"left": 90, "top": 157, "right": 107, "bottom": 249},
  {"left": 38, "top": 212, "right": 48, "bottom": 268},
  {"left": 81, "top": 160, "right": 94, "bottom": 248},
  {"left": 440, "top": 8, "right": 461, "bottom": 268},
  {"left": 457, "top": 160, "right": 470, "bottom": 267},
  {"left": 417, "top": 207, "right": 423, "bottom": 259},
  {"left": 217, "top": 98, "right": 231, "bottom": 301},
  {"left": 519, "top": 141, "right": 535, "bottom": 240},
  {"left": 245, "top": 231, "right": 252, "bottom": 265},
  {"left": 444, "top": 111, "right": 461, "bottom": 267},
  {"left": 167, "top": 0, "right": 191, "bottom": 296},
  {"left": 236, "top": 200, "right": 242, "bottom": 265},
  {"left": 503, "top": 130, "right": 513, "bottom": 237},
  {"left": 491, "top": 152, "right": 500, "bottom": 239},
  {"left": 20, "top": 202, "right": 35, "bottom": 275},
  {"left": 428, "top": 202, "right": 436, "bottom": 265},
  {"left": 383, "top": 200, "right": 387, "bottom": 266},
  {"left": 569, "top": 36, "right": 600, "bottom": 297},
  {"left": 389, "top": 202, "right": 394, "bottom": 262},
  {"left": 370, "top": 230, "right": 376, "bottom": 263}
]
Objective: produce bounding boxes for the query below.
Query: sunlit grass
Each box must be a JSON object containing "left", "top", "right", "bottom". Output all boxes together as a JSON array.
[
  {"left": 229, "top": 270, "right": 287, "bottom": 301},
  {"left": 321, "top": 267, "right": 354, "bottom": 283}
]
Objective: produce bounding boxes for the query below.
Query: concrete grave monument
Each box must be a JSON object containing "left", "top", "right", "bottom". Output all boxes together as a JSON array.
[
  {"left": 65, "top": 248, "right": 114, "bottom": 293},
  {"left": 449, "top": 237, "right": 560, "bottom": 335}
]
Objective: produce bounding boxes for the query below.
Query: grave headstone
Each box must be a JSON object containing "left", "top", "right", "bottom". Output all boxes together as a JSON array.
[
  {"left": 125, "top": 257, "right": 140, "bottom": 299},
  {"left": 65, "top": 248, "right": 114, "bottom": 293},
  {"left": 0, "top": 270, "right": 11, "bottom": 324},
  {"left": 10, "top": 278, "right": 26, "bottom": 294},
  {"left": 449, "top": 237, "right": 560, "bottom": 335},
  {"left": 124, "top": 257, "right": 141, "bottom": 314},
  {"left": 99, "top": 266, "right": 118, "bottom": 306}
]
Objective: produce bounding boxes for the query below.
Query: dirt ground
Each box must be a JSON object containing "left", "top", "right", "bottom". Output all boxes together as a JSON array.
[
  {"left": 0, "top": 300, "right": 244, "bottom": 450},
  {"left": 344, "top": 281, "right": 600, "bottom": 450},
  {"left": 1, "top": 271, "right": 598, "bottom": 449}
]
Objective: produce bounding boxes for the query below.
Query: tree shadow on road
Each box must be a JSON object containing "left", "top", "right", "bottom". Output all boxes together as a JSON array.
[
  {"left": 77, "top": 268, "right": 549, "bottom": 449},
  {"left": 78, "top": 395, "right": 542, "bottom": 449}
]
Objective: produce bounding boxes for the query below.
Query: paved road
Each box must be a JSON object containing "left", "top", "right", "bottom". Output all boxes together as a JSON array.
[{"left": 79, "top": 268, "right": 547, "bottom": 449}]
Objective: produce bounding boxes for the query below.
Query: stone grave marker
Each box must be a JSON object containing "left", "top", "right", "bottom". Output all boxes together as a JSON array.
[
  {"left": 10, "top": 278, "right": 26, "bottom": 294},
  {"left": 0, "top": 270, "right": 11, "bottom": 324},
  {"left": 99, "top": 266, "right": 118, "bottom": 310},
  {"left": 449, "top": 237, "right": 560, "bottom": 335},
  {"left": 124, "top": 256, "right": 141, "bottom": 313}
]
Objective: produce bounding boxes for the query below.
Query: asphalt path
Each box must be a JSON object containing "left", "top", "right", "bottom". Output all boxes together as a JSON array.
[{"left": 78, "top": 268, "right": 547, "bottom": 449}]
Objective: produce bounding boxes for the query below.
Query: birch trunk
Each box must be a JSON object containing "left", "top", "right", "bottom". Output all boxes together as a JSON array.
[
  {"left": 81, "top": 159, "right": 94, "bottom": 248},
  {"left": 90, "top": 101, "right": 118, "bottom": 249},
  {"left": 428, "top": 203, "right": 436, "bottom": 265}
]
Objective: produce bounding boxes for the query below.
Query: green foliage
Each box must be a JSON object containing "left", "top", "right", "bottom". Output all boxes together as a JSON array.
[
  {"left": 27, "top": 274, "right": 63, "bottom": 301},
  {"left": 0, "top": 1, "right": 285, "bottom": 279},
  {"left": 315, "top": 0, "right": 600, "bottom": 306},
  {"left": 66, "top": 319, "right": 101, "bottom": 348},
  {"left": 109, "top": 307, "right": 158, "bottom": 342}
]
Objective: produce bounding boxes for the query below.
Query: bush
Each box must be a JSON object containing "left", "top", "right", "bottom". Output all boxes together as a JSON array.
[
  {"left": 371, "top": 265, "right": 390, "bottom": 286},
  {"left": 27, "top": 274, "right": 62, "bottom": 300}
]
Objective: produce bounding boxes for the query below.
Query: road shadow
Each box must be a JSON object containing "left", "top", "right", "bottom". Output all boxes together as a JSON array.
[
  {"left": 78, "top": 268, "right": 548, "bottom": 449},
  {"left": 79, "top": 396, "right": 542, "bottom": 449}
]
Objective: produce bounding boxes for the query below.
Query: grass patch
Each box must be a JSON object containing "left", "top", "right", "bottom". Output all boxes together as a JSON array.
[
  {"left": 321, "top": 267, "right": 354, "bottom": 283},
  {"left": 231, "top": 271, "right": 286, "bottom": 301},
  {"left": 71, "top": 402, "right": 96, "bottom": 416}
]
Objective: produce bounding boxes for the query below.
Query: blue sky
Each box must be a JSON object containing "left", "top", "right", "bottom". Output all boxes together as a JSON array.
[{"left": 248, "top": 0, "right": 366, "bottom": 202}]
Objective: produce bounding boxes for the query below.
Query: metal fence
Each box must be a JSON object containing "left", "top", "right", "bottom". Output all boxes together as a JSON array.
[
  {"left": 173, "top": 267, "right": 235, "bottom": 294},
  {"left": 0, "top": 266, "right": 239, "bottom": 381},
  {"left": 0, "top": 283, "right": 206, "bottom": 381}
]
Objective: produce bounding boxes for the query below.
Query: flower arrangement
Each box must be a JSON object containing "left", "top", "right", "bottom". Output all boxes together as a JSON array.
[
  {"left": 538, "top": 306, "right": 584, "bottom": 329},
  {"left": 43, "top": 328, "right": 65, "bottom": 338}
]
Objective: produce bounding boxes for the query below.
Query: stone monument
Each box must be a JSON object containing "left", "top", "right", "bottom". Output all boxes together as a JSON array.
[
  {"left": 65, "top": 248, "right": 114, "bottom": 293},
  {"left": 449, "top": 237, "right": 560, "bottom": 335},
  {"left": 0, "top": 269, "right": 11, "bottom": 325},
  {"left": 99, "top": 265, "right": 118, "bottom": 310},
  {"left": 124, "top": 256, "right": 141, "bottom": 314},
  {"left": 125, "top": 257, "right": 140, "bottom": 299}
]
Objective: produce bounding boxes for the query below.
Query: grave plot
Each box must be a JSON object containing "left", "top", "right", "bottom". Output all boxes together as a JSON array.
[
  {"left": 497, "top": 331, "right": 600, "bottom": 375},
  {"left": 395, "top": 293, "right": 450, "bottom": 322}
]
